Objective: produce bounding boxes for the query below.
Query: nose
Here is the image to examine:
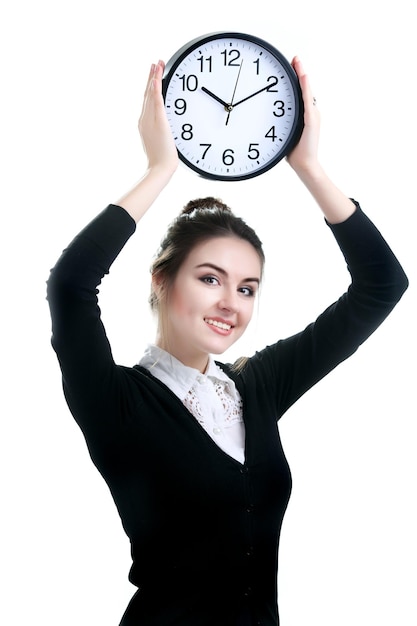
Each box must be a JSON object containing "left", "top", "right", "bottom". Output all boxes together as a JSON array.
[{"left": 218, "top": 289, "right": 239, "bottom": 314}]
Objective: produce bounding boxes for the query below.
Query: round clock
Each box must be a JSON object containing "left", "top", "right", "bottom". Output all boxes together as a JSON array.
[{"left": 162, "top": 31, "right": 304, "bottom": 181}]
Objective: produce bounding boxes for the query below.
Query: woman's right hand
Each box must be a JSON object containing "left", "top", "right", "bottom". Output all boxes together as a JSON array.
[
  {"left": 138, "top": 60, "right": 178, "bottom": 177},
  {"left": 116, "top": 61, "right": 178, "bottom": 222}
]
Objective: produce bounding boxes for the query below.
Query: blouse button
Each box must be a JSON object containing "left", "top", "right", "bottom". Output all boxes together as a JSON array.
[{"left": 213, "top": 427, "right": 222, "bottom": 435}]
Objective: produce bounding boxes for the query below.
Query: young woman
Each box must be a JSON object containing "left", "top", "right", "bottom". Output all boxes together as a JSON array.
[{"left": 47, "top": 59, "right": 408, "bottom": 625}]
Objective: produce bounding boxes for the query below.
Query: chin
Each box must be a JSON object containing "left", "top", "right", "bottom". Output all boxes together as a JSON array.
[{"left": 208, "top": 338, "right": 241, "bottom": 356}]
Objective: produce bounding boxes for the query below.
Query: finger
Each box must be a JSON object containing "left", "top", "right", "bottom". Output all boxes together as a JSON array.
[
  {"left": 139, "top": 64, "right": 156, "bottom": 130},
  {"left": 151, "top": 62, "right": 168, "bottom": 116},
  {"left": 143, "top": 61, "right": 165, "bottom": 113},
  {"left": 293, "top": 57, "right": 312, "bottom": 100},
  {"left": 152, "top": 60, "right": 165, "bottom": 93},
  {"left": 144, "top": 63, "right": 156, "bottom": 96},
  {"left": 292, "top": 56, "right": 319, "bottom": 120},
  {"left": 291, "top": 55, "right": 305, "bottom": 78}
]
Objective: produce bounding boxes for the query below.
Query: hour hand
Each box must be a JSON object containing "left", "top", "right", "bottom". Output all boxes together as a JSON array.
[{"left": 201, "top": 86, "right": 232, "bottom": 111}]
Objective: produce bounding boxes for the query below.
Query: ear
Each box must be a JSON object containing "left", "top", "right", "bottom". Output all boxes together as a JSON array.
[{"left": 151, "top": 273, "right": 165, "bottom": 303}]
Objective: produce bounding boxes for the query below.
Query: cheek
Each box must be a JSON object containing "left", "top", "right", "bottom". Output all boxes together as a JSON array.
[
  {"left": 168, "top": 293, "right": 186, "bottom": 318},
  {"left": 168, "top": 284, "right": 200, "bottom": 319},
  {"left": 241, "top": 300, "right": 256, "bottom": 326}
]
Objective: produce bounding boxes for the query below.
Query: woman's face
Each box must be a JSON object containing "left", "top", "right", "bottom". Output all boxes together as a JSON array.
[{"left": 156, "top": 236, "right": 262, "bottom": 371}]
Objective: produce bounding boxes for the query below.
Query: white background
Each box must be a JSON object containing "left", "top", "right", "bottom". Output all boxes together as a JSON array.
[{"left": 1, "top": 1, "right": 416, "bottom": 625}]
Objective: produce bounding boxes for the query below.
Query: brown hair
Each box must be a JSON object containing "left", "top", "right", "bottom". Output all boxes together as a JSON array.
[{"left": 149, "top": 197, "right": 265, "bottom": 312}]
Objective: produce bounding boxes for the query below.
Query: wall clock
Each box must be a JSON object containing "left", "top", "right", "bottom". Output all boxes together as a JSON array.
[{"left": 162, "top": 32, "right": 304, "bottom": 181}]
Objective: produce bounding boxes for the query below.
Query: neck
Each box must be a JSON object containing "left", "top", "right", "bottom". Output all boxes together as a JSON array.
[{"left": 155, "top": 335, "right": 209, "bottom": 373}]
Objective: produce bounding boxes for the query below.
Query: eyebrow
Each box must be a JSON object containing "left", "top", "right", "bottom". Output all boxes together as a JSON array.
[{"left": 195, "top": 262, "right": 260, "bottom": 284}]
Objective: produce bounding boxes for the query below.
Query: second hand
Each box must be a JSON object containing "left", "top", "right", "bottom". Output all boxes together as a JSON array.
[{"left": 226, "top": 60, "right": 244, "bottom": 126}]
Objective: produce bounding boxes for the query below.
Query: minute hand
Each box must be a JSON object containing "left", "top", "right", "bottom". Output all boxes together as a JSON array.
[{"left": 233, "top": 83, "right": 273, "bottom": 108}]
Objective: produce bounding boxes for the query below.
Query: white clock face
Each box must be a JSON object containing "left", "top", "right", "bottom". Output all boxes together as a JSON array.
[{"left": 163, "top": 33, "right": 303, "bottom": 181}]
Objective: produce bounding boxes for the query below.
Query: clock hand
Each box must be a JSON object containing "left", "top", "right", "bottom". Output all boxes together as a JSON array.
[
  {"left": 229, "top": 60, "right": 244, "bottom": 104},
  {"left": 226, "top": 60, "right": 244, "bottom": 126},
  {"left": 232, "top": 83, "right": 272, "bottom": 108},
  {"left": 201, "top": 87, "right": 232, "bottom": 111}
]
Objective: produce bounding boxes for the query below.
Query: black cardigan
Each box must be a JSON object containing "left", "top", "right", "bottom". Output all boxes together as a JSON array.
[{"left": 47, "top": 203, "right": 408, "bottom": 626}]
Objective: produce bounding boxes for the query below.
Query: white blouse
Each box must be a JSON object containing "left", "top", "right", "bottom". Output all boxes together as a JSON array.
[{"left": 138, "top": 345, "right": 245, "bottom": 464}]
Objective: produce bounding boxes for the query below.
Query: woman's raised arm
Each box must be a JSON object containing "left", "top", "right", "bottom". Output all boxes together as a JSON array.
[
  {"left": 116, "top": 60, "right": 178, "bottom": 223},
  {"left": 287, "top": 57, "right": 356, "bottom": 225}
]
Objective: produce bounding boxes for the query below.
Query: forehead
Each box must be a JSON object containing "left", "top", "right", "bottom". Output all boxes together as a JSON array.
[{"left": 182, "top": 236, "right": 262, "bottom": 276}]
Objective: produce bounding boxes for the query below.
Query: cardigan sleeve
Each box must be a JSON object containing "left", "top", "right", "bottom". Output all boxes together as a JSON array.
[
  {"left": 46, "top": 204, "right": 136, "bottom": 424},
  {"left": 236, "top": 202, "right": 409, "bottom": 419}
]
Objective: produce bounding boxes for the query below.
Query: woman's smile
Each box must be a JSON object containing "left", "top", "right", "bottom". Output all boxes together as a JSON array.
[{"left": 204, "top": 317, "right": 234, "bottom": 334}]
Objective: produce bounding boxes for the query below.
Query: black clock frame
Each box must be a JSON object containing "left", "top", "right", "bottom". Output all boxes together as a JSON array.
[{"left": 162, "top": 31, "right": 304, "bottom": 181}]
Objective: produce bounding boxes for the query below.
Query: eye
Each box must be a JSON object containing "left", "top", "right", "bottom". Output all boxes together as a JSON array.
[
  {"left": 239, "top": 286, "right": 256, "bottom": 297},
  {"left": 199, "top": 275, "right": 220, "bottom": 286}
]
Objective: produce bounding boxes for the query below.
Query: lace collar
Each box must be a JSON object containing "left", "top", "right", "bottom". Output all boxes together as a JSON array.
[{"left": 138, "top": 344, "right": 239, "bottom": 402}]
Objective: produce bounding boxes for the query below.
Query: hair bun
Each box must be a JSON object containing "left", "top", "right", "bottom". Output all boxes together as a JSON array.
[{"left": 181, "top": 197, "right": 232, "bottom": 216}]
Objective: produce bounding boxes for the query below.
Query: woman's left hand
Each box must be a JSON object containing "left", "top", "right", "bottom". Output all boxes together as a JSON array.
[
  {"left": 285, "top": 57, "right": 357, "bottom": 224},
  {"left": 286, "top": 56, "right": 321, "bottom": 176}
]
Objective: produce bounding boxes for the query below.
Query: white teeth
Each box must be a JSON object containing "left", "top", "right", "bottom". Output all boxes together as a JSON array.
[{"left": 205, "top": 319, "right": 232, "bottom": 331}]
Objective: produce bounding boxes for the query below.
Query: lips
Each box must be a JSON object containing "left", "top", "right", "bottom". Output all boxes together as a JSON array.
[{"left": 204, "top": 318, "right": 234, "bottom": 332}]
